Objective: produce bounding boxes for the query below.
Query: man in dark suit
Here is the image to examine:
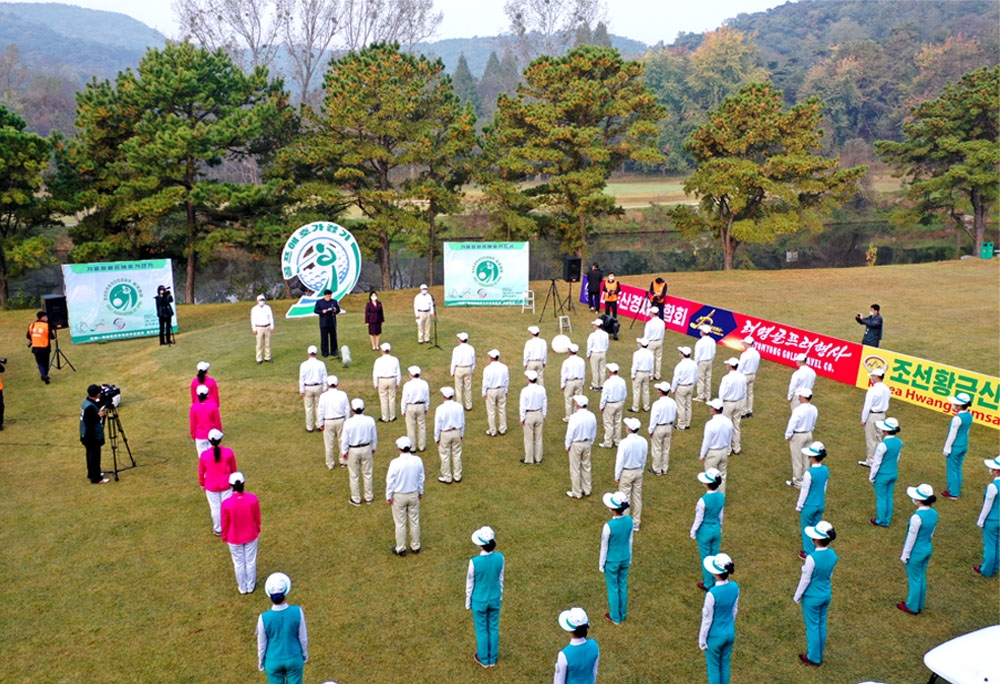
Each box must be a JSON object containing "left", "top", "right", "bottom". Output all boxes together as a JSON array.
[{"left": 314, "top": 289, "right": 341, "bottom": 358}]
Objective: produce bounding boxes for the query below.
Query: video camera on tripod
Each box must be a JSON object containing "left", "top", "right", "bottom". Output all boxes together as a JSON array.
[
  {"left": 98, "top": 384, "right": 122, "bottom": 410},
  {"left": 97, "top": 383, "right": 134, "bottom": 481}
]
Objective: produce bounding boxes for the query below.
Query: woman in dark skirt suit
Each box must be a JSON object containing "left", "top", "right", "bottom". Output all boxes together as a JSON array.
[{"left": 365, "top": 291, "right": 385, "bottom": 350}]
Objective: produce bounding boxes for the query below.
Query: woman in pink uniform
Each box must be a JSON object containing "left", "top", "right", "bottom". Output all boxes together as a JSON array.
[
  {"left": 198, "top": 429, "right": 237, "bottom": 535},
  {"left": 190, "top": 360, "right": 220, "bottom": 406},
  {"left": 190, "top": 385, "right": 222, "bottom": 456},
  {"left": 221, "top": 471, "right": 261, "bottom": 593}
]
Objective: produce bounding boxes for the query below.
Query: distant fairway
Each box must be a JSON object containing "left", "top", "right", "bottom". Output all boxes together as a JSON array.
[{"left": 0, "top": 260, "right": 996, "bottom": 683}]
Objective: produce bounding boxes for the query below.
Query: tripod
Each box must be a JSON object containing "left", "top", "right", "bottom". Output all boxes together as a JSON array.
[
  {"left": 538, "top": 279, "right": 570, "bottom": 322},
  {"left": 429, "top": 293, "right": 441, "bottom": 350},
  {"left": 50, "top": 330, "right": 76, "bottom": 372},
  {"left": 104, "top": 406, "right": 135, "bottom": 481}
]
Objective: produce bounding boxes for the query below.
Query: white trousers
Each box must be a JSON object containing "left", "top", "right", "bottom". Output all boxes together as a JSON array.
[
  {"left": 228, "top": 539, "right": 258, "bottom": 594},
  {"left": 205, "top": 488, "right": 233, "bottom": 534}
]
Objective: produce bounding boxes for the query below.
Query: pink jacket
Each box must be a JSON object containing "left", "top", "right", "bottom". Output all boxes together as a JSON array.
[
  {"left": 190, "top": 400, "right": 221, "bottom": 440},
  {"left": 221, "top": 491, "right": 261, "bottom": 544},
  {"left": 198, "top": 446, "right": 237, "bottom": 492},
  {"left": 191, "top": 376, "right": 221, "bottom": 406}
]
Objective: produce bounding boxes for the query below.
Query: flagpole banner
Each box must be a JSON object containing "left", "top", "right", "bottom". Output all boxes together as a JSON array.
[
  {"left": 444, "top": 242, "right": 529, "bottom": 306},
  {"left": 281, "top": 221, "right": 362, "bottom": 318},
  {"left": 62, "top": 260, "right": 177, "bottom": 344}
]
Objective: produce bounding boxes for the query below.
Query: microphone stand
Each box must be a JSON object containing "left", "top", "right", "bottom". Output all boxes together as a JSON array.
[{"left": 429, "top": 292, "right": 442, "bottom": 350}]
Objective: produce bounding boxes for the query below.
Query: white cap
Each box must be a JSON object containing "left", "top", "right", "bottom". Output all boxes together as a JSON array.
[
  {"left": 703, "top": 553, "right": 733, "bottom": 575},
  {"left": 876, "top": 417, "right": 899, "bottom": 431},
  {"left": 471, "top": 526, "right": 495, "bottom": 546},
  {"left": 327, "top": 375, "right": 339, "bottom": 386},
  {"left": 949, "top": 392, "right": 972, "bottom": 405},
  {"left": 592, "top": 319, "right": 604, "bottom": 326},
  {"left": 558, "top": 607, "right": 590, "bottom": 631},
  {"left": 602, "top": 491, "right": 629, "bottom": 510},
  {"left": 395, "top": 436, "right": 412, "bottom": 450},
  {"left": 795, "top": 387, "right": 813, "bottom": 399},
  {"left": 573, "top": 394, "right": 589, "bottom": 407},
  {"left": 196, "top": 361, "right": 210, "bottom": 371},
  {"left": 527, "top": 325, "right": 540, "bottom": 335},
  {"left": 456, "top": 332, "right": 469, "bottom": 341},
  {"left": 907, "top": 483, "right": 934, "bottom": 501},
  {"left": 724, "top": 357, "right": 739, "bottom": 367},
  {"left": 678, "top": 346, "right": 692, "bottom": 356},
  {"left": 637, "top": 337, "right": 649, "bottom": 347},
  {"left": 351, "top": 398, "right": 365, "bottom": 410},
  {"left": 487, "top": 349, "right": 500, "bottom": 359},
  {"left": 802, "top": 441, "right": 826, "bottom": 457},
  {"left": 568, "top": 343, "right": 579, "bottom": 353},
  {"left": 196, "top": 385, "right": 209, "bottom": 396},
  {"left": 256, "top": 294, "right": 266, "bottom": 301},
  {"left": 869, "top": 367, "right": 885, "bottom": 377},
  {"left": 707, "top": 398, "right": 724, "bottom": 410},
  {"left": 265, "top": 572, "right": 291, "bottom": 597},
  {"left": 307, "top": 345, "right": 318, "bottom": 355},
  {"left": 743, "top": 336, "right": 755, "bottom": 345},
  {"left": 606, "top": 362, "right": 619, "bottom": 373},
  {"left": 524, "top": 370, "right": 539, "bottom": 381},
  {"left": 624, "top": 417, "right": 641, "bottom": 432},
  {"left": 228, "top": 471, "right": 245, "bottom": 485},
  {"left": 649, "top": 306, "right": 659, "bottom": 314},
  {"left": 419, "top": 283, "right": 428, "bottom": 290},
  {"left": 698, "top": 468, "right": 722, "bottom": 484},
  {"left": 983, "top": 456, "right": 1000, "bottom": 470},
  {"left": 795, "top": 353, "right": 808, "bottom": 362},
  {"left": 805, "top": 520, "right": 834, "bottom": 540},
  {"left": 408, "top": 366, "right": 421, "bottom": 377},
  {"left": 700, "top": 324, "right": 712, "bottom": 334},
  {"left": 441, "top": 386, "right": 455, "bottom": 398},
  {"left": 380, "top": 342, "right": 392, "bottom": 352},
  {"left": 655, "top": 382, "right": 671, "bottom": 393},
  {"left": 207, "top": 428, "right": 223, "bottom": 442}
]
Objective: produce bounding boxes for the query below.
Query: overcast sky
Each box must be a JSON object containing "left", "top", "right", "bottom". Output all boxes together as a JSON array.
[{"left": 62, "top": 0, "right": 790, "bottom": 46}]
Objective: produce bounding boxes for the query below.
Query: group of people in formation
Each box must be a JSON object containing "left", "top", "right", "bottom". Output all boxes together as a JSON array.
[{"left": 182, "top": 283, "right": 996, "bottom": 684}]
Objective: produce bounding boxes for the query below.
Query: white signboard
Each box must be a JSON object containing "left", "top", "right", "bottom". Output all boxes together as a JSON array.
[
  {"left": 443, "top": 242, "right": 529, "bottom": 306},
  {"left": 281, "top": 221, "right": 362, "bottom": 318}
]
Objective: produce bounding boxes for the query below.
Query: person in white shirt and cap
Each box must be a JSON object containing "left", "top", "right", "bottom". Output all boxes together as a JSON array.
[
  {"left": 860, "top": 367, "right": 891, "bottom": 468},
  {"left": 785, "top": 388, "right": 818, "bottom": 487},
  {"left": 787, "top": 353, "right": 817, "bottom": 409},
  {"left": 599, "top": 363, "right": 627, "bottom": 448},
  {"left": 299, "top": 346, "right": 328, "bottom": 433},
  {"left": 385, "top": 435, "right": 425, "bottom": 556},
  {"left": 317, "top": 375, "right": 350, "bottom": 469},
  {"left": 560, "top": 343, "right": 586, "bottom": 421},
  {"left": 250, "top": 294, "right": 274, "bottom": 364},
  {"left": 615, "top": 416, "right": 647, "bottom": 531},
  {"left": 553, "top": 607, "right": 599, "bottom": 684},
  {"left": 435, "top": 386, "right": 465, "bottom": 483},
  {"left": 718, "top": 358, "right": 747, "bottom": 455},
  {"left": 643, "top": 308, "right": 666, "bottom": 380},
  {"left": 372, "top": 342, "right": 401, "bottom": 422},
  {"left": 587, "top": 318, "right": 610, "bottom": 390},
  {"left": 519, "top": 370, "right": 547, "bottom": 464},
  {"left": 482, "top": 349, "right": 509, "bottom": 437},
  {"left": 523, "top": 325, "right": 548, "bottom": 381},
  {"left": 694, "top": 324, "right": 716, "bottom": 402},
  {"left": 413, "top": 284, "right": 435, "bottom": 344},
  {"left": 401, "top": 366, "right": 430, "bottom": 452},
  {"left": 700, "top": 398, "right": 733, "bottom": 493},
  {"left": 630, "top": 338, "right": 655, "bottom": 413},
  {"left": 564, "top": 394, "right": 597, "bottom": 498},
  {"left": 451, "top": 332, "right": 476, "bottom": 411},
  {"left": 672, "top": 346, "right": 697, "bottom": 430},
  {"left": 648, "top": 382, "right": 677, "bottom": 475},
  {"left": 737, "top": 337, "right": 760, "bottom": 418},
  {"left": 341, "top": 398, "right": 378, "bottom": 505}
]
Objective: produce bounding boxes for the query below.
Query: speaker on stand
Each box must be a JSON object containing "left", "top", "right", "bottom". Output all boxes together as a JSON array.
[{"left": 41, "top": 294, "right": 75, "bottom": 372}]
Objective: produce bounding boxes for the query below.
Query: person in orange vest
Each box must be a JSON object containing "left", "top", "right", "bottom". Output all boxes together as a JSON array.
[
  {"left": 603, "top": 273, "right": 621, "bottom": 326},
  {"left": 26, "top": 311, "right": 54, "bottom": 384},
  {"left": 648, "top": 277, "right": 668, "bottom": 320}
]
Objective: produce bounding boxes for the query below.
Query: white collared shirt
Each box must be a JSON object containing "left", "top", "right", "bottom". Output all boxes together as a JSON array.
[
  {"left": 643, "top": 317, "right": 665, "bottom": 342},
  {"left": 561, "top": 355, "right": 586, "bottom": 387},
  {"left": 317, "top": 387, "right": 350, "bottom": 420},
  {"left": 299, "top": 357, "right": 328, "bottom": 393},
  {"left": 671, "top": 357, "right": 697, "bottom": 390},
  {"left": 787, "top": 365, "right": 817, "bottom": 401},
  {"left": 648, "top": 396, "right": 677, "bottom": 430},
  {"left": 385, "top": 452, "right": 425, "bottom": 498},
  {"left": 718, "top": 370, "right": 747, "bottom": 402},
  {"left": 862, "top": 382, "right": 891, "bottom": 421},
  {"left": 341, "top": 413, "right": 378, "bottom": 455},
  {"left": 413, "top": 291, "right": 435, "bottom": 315},
  {"left": 523, "top": 336, "right": 548, "bottom": 365},
  {"left": 434, "top": 400, "right": 465, "bottom": 441},
  {"left": 250, "top": 303, "right": 274, "bottom": 329},
  {"left": 482, "top": 361, "right": 510, "bottom": 394},
  {"left": 451, "top": 343, "right": 476, "bottom": 374},
  {"left": 737, "top": 348, "right": 760, "bottom": 375},
  {"left": 694, "top": 335, "right": 716, "bottom": 362},
  {"left": 564, "top": 408, "right": 597, "bottom": 448},
  {"left": 631, "top": 348, "right": 654, "bottom": 377},
  {"left": 600, "top": 375, "right": 627, "bottom": 408},
  {"left": 785, "top": 402, "right": 818, "bottom": 438},
  {"left": 587, "top": 328, "right": 609, "bottom": 356},
  {"left": 401, "top": 378, "right": 431, "bottom": 408},
  {"left": 614, "top": 433, "right": 648, "bottom": 479},
  {"left": 700, "top": 413, "right": 734, "bottom": 457},
  {"left": 372, "top": 354, "right": 401, "bottom": 387},
  {"left": 519, "top": 383, "right": 547, "bottom": 421}
]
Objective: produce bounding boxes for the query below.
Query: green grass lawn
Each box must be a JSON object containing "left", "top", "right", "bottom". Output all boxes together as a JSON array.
[{"left": 0, "top": 260, "right": 997, "bottom": 683}]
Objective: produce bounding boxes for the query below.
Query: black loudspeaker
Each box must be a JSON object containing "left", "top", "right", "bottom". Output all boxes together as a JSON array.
[
  {"left": 42, "top": 294, "right": 69, "bottom": 330},
  {"left": 563, "top": 256, "right": 582, "bottom": 283}
]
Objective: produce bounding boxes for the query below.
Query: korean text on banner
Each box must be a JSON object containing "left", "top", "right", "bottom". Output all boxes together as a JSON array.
[
  {"left": 856, "top": 347, "right": 1000, "bottom": 429},
  {"left": 579, "top": 276, "right": 695, "bottom": 333},
  {"left": 444, "top": 242, "right": 529, "bottom": 306},
  {"left": 62, "top": 260, "right": 177, "bottom": 344}
]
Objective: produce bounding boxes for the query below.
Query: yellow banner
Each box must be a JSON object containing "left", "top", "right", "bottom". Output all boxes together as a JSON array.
[{"left": 855, "top": 347, "right": 1000, "bottom": 430}]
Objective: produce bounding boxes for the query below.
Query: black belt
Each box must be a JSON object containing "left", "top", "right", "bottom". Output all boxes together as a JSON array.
[
  {"left": 255, "top": 324, "right": 271, "bottom": 327},
  {"left": 325, "top": 416, "right": 345, "bottom": 420},
  {"left": 349, "top": 442, "right": 371, "bottom": 448},
  {"left": 305, "top": 383, "right": 321, "bottom": 386},
  {"left": 440, "top": 427, "right": 459, "bottom": 432},
  {"left": 485, "top": 387, "right": 503, "bottom": 390},
  {"left": 418, "top": 309, "right": 430, "bottom": 312},
  {"left": 793, "top": 430, "right": 811, "bottom": 434},
  {"left": 525, "top": 408, "right": 542, "bottom": 412},
  {"left": 677, "top": 383, "right": 693, "bottom": 386},
  {"left": 408, "top": 401, "right": 426, "bottom": 404}
]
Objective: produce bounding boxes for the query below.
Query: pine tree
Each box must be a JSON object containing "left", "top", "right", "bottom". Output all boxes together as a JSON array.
[{"left": 452, "top": 54, "right": 480, "bottom": 114}]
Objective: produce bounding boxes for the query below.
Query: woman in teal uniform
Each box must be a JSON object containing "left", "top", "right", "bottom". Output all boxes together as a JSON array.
[
  {"left": 256, "top": 572, "right": 308, "bottom": 684},
  {"left": 600, "top": 491, "right": 633, "bottom": 624},
  {"left": 975, "top": 456, "right": 1000, "bottom": 577},
  {"left": 941, "top": 393, "right": 973, "bottom": 499},
  {"left": 699, "top": 553, "right": 739, "bottom": 684},
  {"left": 691, "top": 468, "right": 725, "bottom": 591},
  {"left": 793, "top": 521, "right": 838, "bottom": 666},
  {"left": 554, "top": 607, "right": 600, "bottom": 684},
  {"left": 796, "top": 442, "right": 829, "bottom": 558},
  {"left": 869, "top": 418, "right": 902, "bottom": 527},
  {"left": 898, "top": 484, "right": 938, "bottom": 615},
  {"left": 466, "top": 525, "right": 504, "bottom": 668}
]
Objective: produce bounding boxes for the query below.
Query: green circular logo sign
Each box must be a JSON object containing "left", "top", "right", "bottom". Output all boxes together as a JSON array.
[
  {"left": 103, "top": 279, "right": 142, "bottom": 315},
  {"left": 281, "top": 222, "right": 361, "bottom": 301},
  {"left": 473, "top": 257, "right": 503, "bottom": 286}
]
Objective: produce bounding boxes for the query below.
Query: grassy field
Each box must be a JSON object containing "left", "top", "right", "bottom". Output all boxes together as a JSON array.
[{"left": 0, "top": 260, "right": 997, "bottom": 683}]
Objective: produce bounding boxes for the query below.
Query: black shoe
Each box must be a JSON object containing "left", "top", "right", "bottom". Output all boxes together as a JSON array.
[
  {"left": 349, "top": 498, "right": 362, "bottom": 507},
  {"left": 43, "top": 377, "right": 50, "bottom": 384},
  {"left": 392, "top": 546, "right": 406, "bottom": 557},
  {"left": 265, "top": 359, "right": 273, "bottom": 363},
  {"left": 744, "top": 412, "right": 753, "bottom": 418},
  {"left": 257, "top": 361, "right": 263, "bottom": 365},
  {"left": 411, "top": 547, "right": 420, "bottom": 554},
  {"left": 627, "top": 408, "right": 638, "bottom": 413},
  {"left": 519, "top": 459, "right": 531, "bottom": 464}
]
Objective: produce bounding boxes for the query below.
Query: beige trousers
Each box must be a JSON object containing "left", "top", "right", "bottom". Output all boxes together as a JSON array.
[
  {"left": 723, "top": 400, "right": 743, "bottom": 453},
  {"left": 649, "top": 339, "right": 663, "bottom": 379},
  {"left": 391, "top": 490, "right": 420, "bottom": 552},
  {"left": 416, "top": 311, "right": 432, "bottom": 343},
  {"left": 255, "top": 328, "right": 271, "bottom": 362},
  {"left": 788, "top": 431, "right": 813, "bottom": 484},
  {"left": 563, "top": 378, "right": 583, "bottom": 418},
  {"left": 632, "top": 371, "right": 651, "bottom": 411},
  {"left": 323, "top": 417, "right": 345, "bottom": 469},
  {"left": 704, "top": 447, "right": 729, "bottom": 493},
  {"left": 589, "top": 352, "right": 607, "bottom": 388},
  {"left": 525, "top": 359, "right": 544, "bottom": 382},
  {"left": 601, "top": 401, "right": 623, "bottom": 447},
  {"left": 567, "top": 441, "right": 593, "bottom": 497},
  {"left": 650, "top": 424, "right": 672, "bottom": 474},
  {"left": 485, "top": 388, "right": 507, "bottom": 435},
  {"left": 454, "top": 366, "right": 473, "bottom": 410},
  {"left": 438, "top": 429, "right": 463, "bottom": 482},
  {"left": 743, "top": 373, "right": 756, "bottom": 415},
  {"left": 619, "top": 468, "right": 644, "bottom": 526},
  {"left": 522, "top": 410, "right": 544, "bottom": 463},
  {"left": 404, "top": 403, "right": 427, "bottom": 451},
  {"left": 303, "top": 385, "right": 323, "bottom": 431},
  {"left": 347, "top": 445, "right": 374, "bottom": 502},
  {"left": 864, "top": 412, "right": 885, "bottom": 466},
  {"left": 675, "top": 384, "right": 693, "bottom": 428},
  {"left": 377, "top": 377, "right": 397, "bottom": 421},
  {"left": 696, "top": 360, "right": 713, "bottom": 401}
]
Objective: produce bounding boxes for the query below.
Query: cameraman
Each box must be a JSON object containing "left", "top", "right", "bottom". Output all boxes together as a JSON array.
[
  {"left": 80, "top": 384, "right": 109, "bottom": 484},
  {"left": 0, "top": 356, "right": 6, "bottom": 431},
  {"left": 155, "top": 285, "right": 174, "bottom": 345}
]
